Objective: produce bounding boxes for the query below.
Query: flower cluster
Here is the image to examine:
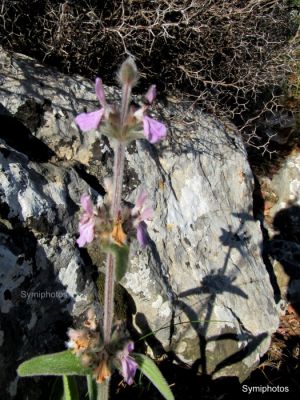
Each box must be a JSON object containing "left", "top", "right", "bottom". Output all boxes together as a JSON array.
[
  {"left": 77, "top": 190, "right": 153, "bottom": 249},
  {"left": 116, "top": 341, "right": 138, "bottom": 385},
  {"left": 67, "top": 309, "right": 138, "bottom": 385},
  {"left": 75, "top": 76, "right": 167, "bottom": 144},
  {"left": 76, "top": 192, "right": 113, "bottom": 248}
]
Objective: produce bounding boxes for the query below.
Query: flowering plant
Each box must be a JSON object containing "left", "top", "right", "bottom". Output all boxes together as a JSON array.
[{"left": 18, "top": 58, "right": 174, "bottom": 400}]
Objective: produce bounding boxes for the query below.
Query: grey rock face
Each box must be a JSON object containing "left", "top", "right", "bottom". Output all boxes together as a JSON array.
[
  {"left": 259, "top": 151, "right": 300, "bottom": 309},
  {"left": 123, "top": 114, "right": 278, "bottom": 380},
  {"left": 0, "top": 140, "right": 99, "bottom": 399},
  {"left": 0, "top": 48, "right": 279, "bottom": 399}
]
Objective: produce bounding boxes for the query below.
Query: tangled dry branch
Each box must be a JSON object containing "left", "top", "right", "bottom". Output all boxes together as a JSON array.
[{"left": 0, "top": 0, "right": 299, "bottom": 154}]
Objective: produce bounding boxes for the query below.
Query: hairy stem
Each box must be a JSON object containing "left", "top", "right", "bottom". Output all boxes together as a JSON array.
[
  {"left": 120, "top": 82, "right": 131, "bottom": 131},
  {"left": 97, "top": 380, "right": 109, "bottom": 400},
  {"left": 103, "top": 253, "right": 115, "bottom": 344},
  {"left": 111, "top": 142, "right": 126, "bottom": 220},
  {"left": 103, "top": 142, "right": 126, "bottom": 344}
]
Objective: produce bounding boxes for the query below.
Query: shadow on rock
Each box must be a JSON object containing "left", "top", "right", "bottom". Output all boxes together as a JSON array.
[
  {"left": 0, "top": 104, "right": 55, "bottom": 162},
  {"left": 267, "top": 205, "right": 300, "bottom": 315},
  {"left": 0, "top": 223, "right": 73, "bottom": 400}
]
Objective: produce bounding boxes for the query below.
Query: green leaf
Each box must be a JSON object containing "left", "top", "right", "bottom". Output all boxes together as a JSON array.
[
  {"left": 63, "top": 375, "right": 79, "bottom": 400},
  {"left": 102, "top": 243, "right": 129, "bottom": 281},
  {"left": 17, "top": 350, "right": 91, "bottom": 377},
  {"left": 133, "top": 353, "right": 174, "bottom": 400}
]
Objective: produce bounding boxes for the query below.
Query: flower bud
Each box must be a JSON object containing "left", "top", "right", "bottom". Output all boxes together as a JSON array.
[
  {"left": 118, "top": 57, "right": 138, "bottom": 86},
  {"left": 145, "top": 85, "right": 156, "bottom": 104}
]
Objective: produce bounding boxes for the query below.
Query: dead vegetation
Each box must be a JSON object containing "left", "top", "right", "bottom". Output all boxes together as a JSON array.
[
  {"left": 0, "top": 0, "right": 299, "bottom": 152},
  {"left": 251, "top": 305, "right": 300, "bottom": 391}
]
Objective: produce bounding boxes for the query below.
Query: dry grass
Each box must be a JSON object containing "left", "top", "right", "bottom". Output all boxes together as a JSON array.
[
  {"left": 254, "top": 305, "right": 300, "bottom": 388},
  {"left": 0, "top": 0, "right": 299, "bottom": 152}
]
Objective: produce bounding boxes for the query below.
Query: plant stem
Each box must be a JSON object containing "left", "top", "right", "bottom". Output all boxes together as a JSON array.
[
  {"left": 111, "top": 142, "right": 126, "bottom": 220},
  {"left": 103, "top": 142, "right": 126, "bottom": 344},
  {"left": 97, "top": 380, "right": 109, "bottom": 400},
  {"left": 120, "top": 83, "right": 131, "bottom": 131}
]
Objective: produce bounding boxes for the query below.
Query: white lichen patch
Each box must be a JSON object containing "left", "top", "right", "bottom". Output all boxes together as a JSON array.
[
  {"left": 158, "top": 301, "right": 171, "bottom": 318},
  {"left": 151, "top": 295, "right": 163, "bottom": 309},
  {"left": 287, "top": 153, "right": 300, "bottom": 172},
  {"left": 180, "top": 175, "right": 210, "bottom": 222},
  {"left": 18, "top": 186, "right": 47, "bottom": 220},
  {"left": 42, "top": 181, "right": 66, "bottom": 205},
  {"left": 290, "top": 179, "right": 300, "bottom": 203},
  {"left": 176, "top": 340, "right": 187, "bottom": 353},
  {"left": 58, "top": 257, "right": 81, "bottom": 299},
  {"left": 124, "top": 256, "right": 153, "bottom": 299}
]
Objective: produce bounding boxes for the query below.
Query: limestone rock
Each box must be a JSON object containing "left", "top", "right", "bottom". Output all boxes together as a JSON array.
[
  {"left": 122, "top": 111, "right": 278, "bottom": 380},
  {"left": 0, "top": 140, "right": 99, "bottom": 399}
]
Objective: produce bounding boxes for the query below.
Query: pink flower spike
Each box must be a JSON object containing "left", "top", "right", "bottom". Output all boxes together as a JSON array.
[
  {"left": 76, "top": 194, "right": 95, "bottom": 247},
  {"left": 145, "top": 85, "right": 156, "bottom": 104},
  {"left": 143, "top": 115, "right": 167, "bottom": 143},
  {"left": 75, "top": 109, "right": 104, "bottom": 132},
  {"left": 119, "top": 342, "right": 138, "bottom": 385},
  {"left": 95, "top": 77, "right": 106, "bottom": 107}
]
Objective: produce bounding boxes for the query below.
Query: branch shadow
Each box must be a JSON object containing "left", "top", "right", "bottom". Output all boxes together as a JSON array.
[
  {"left": 170, "top": 211, "right": 271, "bottom": 379},
  {"left": 267, "top": 204, "right": 300, "bottom": 315}
]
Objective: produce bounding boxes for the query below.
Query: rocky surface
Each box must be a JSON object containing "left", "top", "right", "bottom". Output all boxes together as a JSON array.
[
  {"left": 259, "top": 149, "right": 300, "bottom": 311},
  {"left": 0, "top": 48, "right": 279, "bottom": 398},
  {"left": 0, "top": 138, "right": 99, "bottom": 399}
]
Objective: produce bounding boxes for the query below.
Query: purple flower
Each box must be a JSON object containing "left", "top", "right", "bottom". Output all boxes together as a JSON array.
[
  {"left": 119, "top": 342, "right": 138, "bottom": 385},
  {"left": 75, "top": 74, "right": 167, "bottom": 144},
  {"left": 143, "top": 115, "right": 167, "bottom": 143},
  {"left": 134, "top": 87, "right": 167, "bottom": 143},
  {"left": 145, "top": 84, "right": 157, "bottom": 104},
  {"left": 75, "top": 78, "right": 106, "bottom": 131},
  {"left": 132, "top": 190, "right": 153, "bottom": 247},
  {"left": 77, "top": 194, "right": 95, "bottom": 247}
]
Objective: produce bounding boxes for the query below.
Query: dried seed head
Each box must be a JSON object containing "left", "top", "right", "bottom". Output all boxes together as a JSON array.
[
  {"left": 67, "top": 329, "right": 90, "bottom": 353},
  {"left": 94, "top": 357, "right": 111, "bottom": 383},
  {"left": 84, "top": 308, "right": 98, "bottom": 331}
]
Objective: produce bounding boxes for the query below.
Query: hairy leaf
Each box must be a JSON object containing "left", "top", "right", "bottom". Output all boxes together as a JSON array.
[
  {"left": 17, "top": 350, "right": 91, "bottom": 377},
  {"left": 102, "top": 243, "right": 129, "bottom": 281}
]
